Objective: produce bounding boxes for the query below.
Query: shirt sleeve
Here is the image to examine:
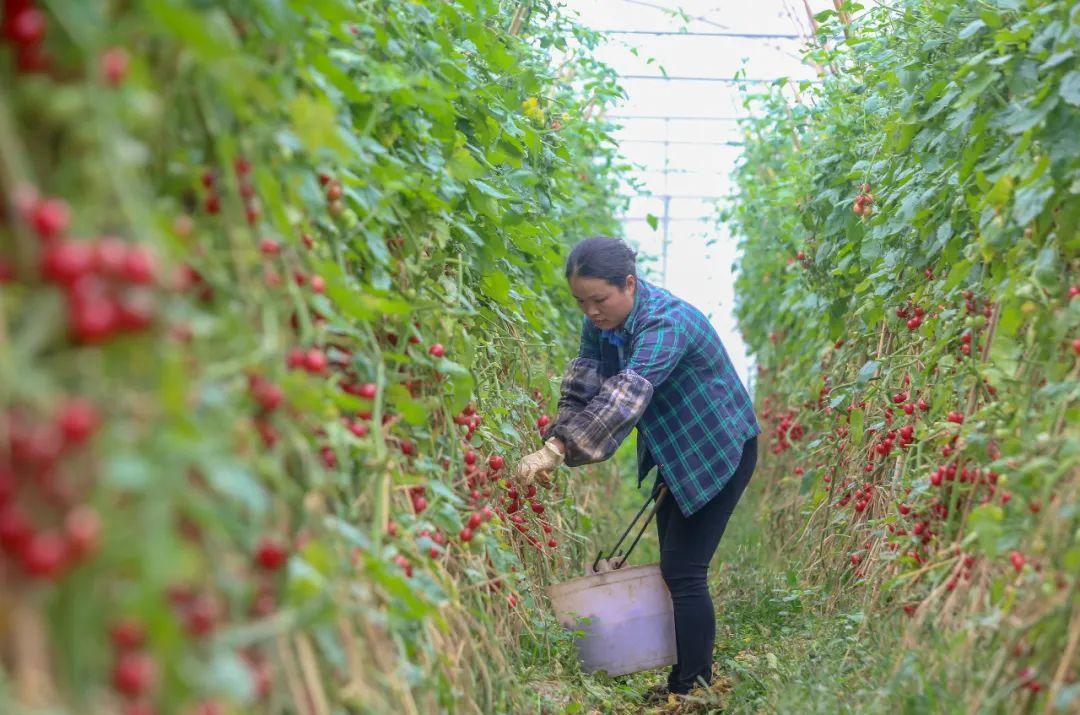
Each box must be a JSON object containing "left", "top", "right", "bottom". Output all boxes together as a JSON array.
[
  {"left": 541, "top": 318, "right": 603, "bottom": 441},
  {"left": 542, "top": 357, "right": 604, "bottom": 440},
  {"left": 549, "top": 371, "right": 653, "bottom": 466},
  {"left": 546, "top": 314, "right": 687, "bottom": 466}
]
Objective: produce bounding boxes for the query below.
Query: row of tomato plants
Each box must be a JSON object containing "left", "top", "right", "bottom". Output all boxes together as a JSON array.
[
  {"left": 0, "top": 1, "right": 627, "bottom": 712},
  {"left": 728, "top": 0, "right": 1078, "bottom": 710}
]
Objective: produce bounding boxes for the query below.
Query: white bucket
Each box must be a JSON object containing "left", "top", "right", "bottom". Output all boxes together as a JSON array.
[{"left": 546, "top": 563, "right": 676, "bottom": 677}]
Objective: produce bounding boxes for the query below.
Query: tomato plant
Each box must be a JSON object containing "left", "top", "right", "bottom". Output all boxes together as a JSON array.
[
  {"left": 0, "top": 0, "right": 630, "bottom": 711},
  {"left": 727, "top": 0, "right": 1079, "bottom": 708}
]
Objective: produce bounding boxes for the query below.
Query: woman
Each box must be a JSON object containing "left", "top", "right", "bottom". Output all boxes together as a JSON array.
[{"left": 514, "top": 236, "right": 761, "bottom": 698}]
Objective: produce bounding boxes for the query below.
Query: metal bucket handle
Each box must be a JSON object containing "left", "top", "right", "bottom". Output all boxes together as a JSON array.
[{"left": 592, "top": 483, "right": 667, "bottom": 573}]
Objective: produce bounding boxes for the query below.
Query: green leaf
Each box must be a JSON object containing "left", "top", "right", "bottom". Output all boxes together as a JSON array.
[
  {"left": 1033, "top": 244, "right": 1058, "bottom": 283},
  {"left": 646, "top": 213, "right": 659, "bottom": 230},
  {"left": 253, "top": 168, "right": 292, "bottom": 238},
  {"left": 996, "top": 300, "right": 1022, "bottom": 337},
  {"left": 999, "top": 96, "right": 1058, "bottom": 135},
  {"left": 829, "top": 305, "right": 846, "bottom": 341},
  {"left": 1012, "top": 183, "right": 1054, "bottom": 225},
  {"left": 287, "top": 556, "right": 328, "bottom": 606},
  {"left": 288, "top": 93, "right": 347, "bottom": 154},
  {"left": 318, "top": 263, "right": 375, "bottom": 320},
  {"left": 146, "top": 2, "right": 237, "bottom": 61},
  {"left": 930, "top": 222, "right": 953, "bottom": 255},
  {"left": 324, "top": 517, "right": 372, "bottom": 550},
  {"left": 943, "top": 259, "right": 973, "bottom": 290},
  {"left": 1039, "top": 50, "right": 1073, "bottom": 71},
  {"left": 1060, "top": 70, "right": 1080, "bottom": 107},
  {"left": 1064, "top": 545, "right": 1080, "bottom": 573},
  {"left": 985, "top": 174, "right": 1014, "bottom": 208},
  {"left": 362, "top": 225, "right": 393, "bottom": 267},
  {"left": 850, "top": 409, "right": 864, "bottom": 447},
  {"left": 958, "top": 20, "right": 986, "bottom": 39},
  {"left": 448, "top": 147, "right": 486, "bottom": 182},
  {"left": 967, "top": 504, "right": 1004, "bottom": 557},
  {"left": 309, "top": 53, "right": 368, "bottom": 103},
  {"left": 104, "top": 453, "right": 154, "bottom": 491},
  {"left": 435, "top": 358, "right": 475, "bottom": 415},
  {"left": 204, "top": 461, "right": 269, "bottom": 516},
  {"left": 469, "top": 179, "right": 510, "bottom": 199},
  {"left": 856, "top": 359, "right": 879, "bottom": 386},
  {"left": 428, "top": 479, "right": 464, "bottom": 506},
  {"left": 204, "top": 651, "right": 257, "bottom": 703},
  {"left": 360, "top": 292, "right": 412, "bottom": 317},
  {"left": 363, "top": 556, "right": 436, "bottom": 620},
  {"left": 923, "top": 87, "right": 959, "bottom": 119},
  {"left": 978, "top": 9, "right": 1002, "bottom": 28},
  {"left": 861, "top": 305, "right": 884, "bottom": 330},
  {"left": 498, "top": 419, "right": 522, "bottom": 444},
  {"left": 386, "top": 385, "right": 428, "bottom": 426},
  {"left": 955, "top": 71, "right": 999, "bottom": 107},
  {"left": 466, "top": 184, "right": 501, "bottom": 221},
  {"left": 481, "top": 271, "right": 511, "bottom": 303}
]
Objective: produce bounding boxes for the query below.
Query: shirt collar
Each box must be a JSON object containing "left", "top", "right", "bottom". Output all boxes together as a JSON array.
[{"left": 600, "top": 328, "right": 626, "bottom": 347}]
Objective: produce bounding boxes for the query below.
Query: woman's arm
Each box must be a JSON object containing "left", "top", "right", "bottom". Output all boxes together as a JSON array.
[{"left": 548, "top": 315, "right": 687, "bottom": 467}]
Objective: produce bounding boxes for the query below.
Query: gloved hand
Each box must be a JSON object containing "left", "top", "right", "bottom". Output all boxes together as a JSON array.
[
  {"left": 589, "top": 557, "right": 624, "bottom": 575},
  {"left": 514, "top": 439, "right": 565, "bottom": 486}
]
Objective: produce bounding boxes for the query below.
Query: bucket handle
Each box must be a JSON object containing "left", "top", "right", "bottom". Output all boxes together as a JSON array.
[{"left": 592, "top": 483, "right": 667, "bottom": 573}]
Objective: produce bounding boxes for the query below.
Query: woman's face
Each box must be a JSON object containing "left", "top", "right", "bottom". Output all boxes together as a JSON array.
[{"left": 569, "top": 274, "right": 636, "bottom": 330}]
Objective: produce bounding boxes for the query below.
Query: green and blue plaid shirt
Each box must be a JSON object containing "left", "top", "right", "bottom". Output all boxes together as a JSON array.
[{"left": 545, "top": 279, "right": 761, "bottom": 516}]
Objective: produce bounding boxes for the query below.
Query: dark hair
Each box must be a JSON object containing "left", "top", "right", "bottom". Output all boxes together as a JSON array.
[{"left": 565, "top": 236, "right": 637, "bottom": 289}]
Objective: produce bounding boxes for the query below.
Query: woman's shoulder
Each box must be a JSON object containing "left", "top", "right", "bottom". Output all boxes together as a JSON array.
[{"left": 642, "top": 282, "right": 709, "bottom": 325}]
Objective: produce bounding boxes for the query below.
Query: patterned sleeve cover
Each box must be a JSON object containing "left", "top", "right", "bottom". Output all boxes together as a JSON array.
[
  {"left": 549, "top": 314, "right": 687, "bottom": 467},
  {"left": 542, "top": 317, "right": 603, "bottom": 443}
]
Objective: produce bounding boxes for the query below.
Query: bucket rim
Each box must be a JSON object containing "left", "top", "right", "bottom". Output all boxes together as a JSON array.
[{"left": 545, "top": 562, "right": 663, "bottom": 600}]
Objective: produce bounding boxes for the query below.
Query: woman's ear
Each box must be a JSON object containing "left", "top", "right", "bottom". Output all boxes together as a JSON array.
[{"left": 625, "top": 275, "right": 636, "bottom": 292}]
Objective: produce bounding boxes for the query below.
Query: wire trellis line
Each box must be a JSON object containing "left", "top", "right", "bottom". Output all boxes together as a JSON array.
[
  {"left": 608, "top": 114, "right": 744, "bottom": 121},
  {"left": 619, "top": 139, "right": 743, "bottom": 146},
  {"left": 618, "top": 75, "right": 819, "bottom": 83},
  {"left": 597, "top": 29, "right": 802, "bottom": 39}
]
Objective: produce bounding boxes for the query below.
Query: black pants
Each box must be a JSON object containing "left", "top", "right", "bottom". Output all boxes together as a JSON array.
[{"left": 655, "top": 436, "right": 758, "bottom": 694}]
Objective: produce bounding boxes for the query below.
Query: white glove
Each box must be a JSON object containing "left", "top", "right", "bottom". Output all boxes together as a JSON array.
[
  {"left": 590, "top": 556, "right": 625, "bottom": 575},
  {"left": 514, "top": 439, "right": 565, "bottom": 486}
]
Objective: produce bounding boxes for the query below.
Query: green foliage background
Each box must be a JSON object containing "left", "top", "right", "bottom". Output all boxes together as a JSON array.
[{"left": 0, "top": 1, "right": 636, "bottom": 712}]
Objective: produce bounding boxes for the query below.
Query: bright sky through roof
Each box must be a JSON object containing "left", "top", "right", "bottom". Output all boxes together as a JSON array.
[{"left": 560, "top": 0, "right": 829, "bottom": 390}]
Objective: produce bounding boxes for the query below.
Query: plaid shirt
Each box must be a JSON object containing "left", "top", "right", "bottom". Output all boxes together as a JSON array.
[{"left": 546, "top": 279, "right": 761, "bottom": 516}]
